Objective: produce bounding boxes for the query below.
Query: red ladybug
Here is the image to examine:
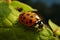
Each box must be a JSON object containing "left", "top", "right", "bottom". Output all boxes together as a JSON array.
[{"left": 19, "top": 11, "right": 43, "bottom": 29}]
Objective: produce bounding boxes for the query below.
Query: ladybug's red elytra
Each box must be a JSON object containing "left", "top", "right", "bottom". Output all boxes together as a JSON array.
[{"left": 19, "top": 11, "right": 43, "bottom": 29}]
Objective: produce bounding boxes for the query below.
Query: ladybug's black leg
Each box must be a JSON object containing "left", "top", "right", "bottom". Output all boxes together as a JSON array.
[
  {"left": 33, "top": 24, "right": 40, "bottom": 34},
  {"left": 33, "top": 23, "right": 39, "bottom": 32}
]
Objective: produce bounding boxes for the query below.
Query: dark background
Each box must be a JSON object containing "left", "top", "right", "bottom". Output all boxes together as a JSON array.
[{"left": 18, "top": 0, "right": 60, "bottom": 26}]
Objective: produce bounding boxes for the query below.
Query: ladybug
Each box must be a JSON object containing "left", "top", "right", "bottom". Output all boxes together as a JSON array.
[{"left": 19, "top": 11, "right": 43, "bottom": 30}]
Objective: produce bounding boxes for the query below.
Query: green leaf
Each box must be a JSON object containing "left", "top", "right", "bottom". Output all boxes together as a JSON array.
[
  {"left": 0, "top": 2, "right": 20, "bottom": 27},
  {"left": 11, "top": 1, "right": 35, "bottom": 12},
  {"left": 0, "top": 1, "right": 59, "bottom": 40},
  {"left": 48, "top": 19, "right": 60, "bottom": 36}
]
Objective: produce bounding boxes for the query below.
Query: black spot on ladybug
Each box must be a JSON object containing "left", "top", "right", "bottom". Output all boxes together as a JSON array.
[
  {"left": 30, "top": 16, "right": 33, "bottom": 18},
  {"left": 21, "top": 20, "right": 24, "bottom": 22},
  {"left": 26, "top": 21, "right": 28, "bottom": 24},
  {"left": 23, "top": 17, "right": 26, "bottom": 20},
  {"left": 29, "top": 20, "right": 32, "bottom": 23},
  {"left": 16, "top": 7, "right": 23, "bottom": 12},
  {"left": 27, "top": 14, "right": 30, "bottom": 16}
]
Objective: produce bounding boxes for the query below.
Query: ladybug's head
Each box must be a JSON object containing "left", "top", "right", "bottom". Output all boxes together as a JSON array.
[{"left": 34, "top": 20, "right": 43, "bottom": 29}]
